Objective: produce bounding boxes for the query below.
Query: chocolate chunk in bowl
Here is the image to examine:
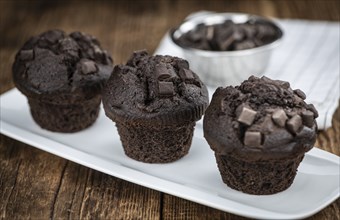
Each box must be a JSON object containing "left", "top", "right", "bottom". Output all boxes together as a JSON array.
[
  {"left": 170, "top": 12, "right": 283, "bottom": 87},
  {"left": 174, "top": 18, "right": 280, "bottom": 51}
]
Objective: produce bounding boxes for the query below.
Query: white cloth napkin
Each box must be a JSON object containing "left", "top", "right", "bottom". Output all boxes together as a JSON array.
[{"left": 154, "top": 18, "right": 339, "bottom": 130}]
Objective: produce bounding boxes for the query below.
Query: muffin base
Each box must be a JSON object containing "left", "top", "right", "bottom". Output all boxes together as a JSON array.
[
  {"left": 116, "top": 121, "right": 195, "bottom": 163},
  {"left": 215, "top": 153, "right": 304, "bottom": 195},
  {"left": 28, "top": 96, "right": 101, "bottom": 133}
]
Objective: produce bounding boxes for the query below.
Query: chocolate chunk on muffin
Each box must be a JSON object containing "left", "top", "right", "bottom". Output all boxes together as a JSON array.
[
  {"left": 103, "top": 50, "right": 209, "bottom": 163},
  {"left": 203, "top": 75, "right": 318, "bottom": 195},
  {"left": 12, "top": 30, "right": 113, "bottom": 132}
]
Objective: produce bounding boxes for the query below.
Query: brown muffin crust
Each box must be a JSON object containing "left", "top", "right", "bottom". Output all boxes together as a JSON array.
[
  {"left": 203, "top": 75, "right": 318, "bottom": 161},
  {"left": 215, "top": 153, "right": 304, "bottom": 194},
  {"left": 13, "top": 29, "right": 113, "bottom": 104},
  {"left": 103, "top": 50, "right": 209, "bottom": 163},
  {"left": 116, "top": 121, "right": 195, "bottom": 163},
  {"left": 12, "top": 30, "right": 113, "bottom": 132},
  {"left": 103, "top": 50, "right": 209, "bottom": 126}
]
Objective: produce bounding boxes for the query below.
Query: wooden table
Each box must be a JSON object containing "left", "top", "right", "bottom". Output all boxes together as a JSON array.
[{"left": 1, "top": 0, "right": 339, "bottom": 219}]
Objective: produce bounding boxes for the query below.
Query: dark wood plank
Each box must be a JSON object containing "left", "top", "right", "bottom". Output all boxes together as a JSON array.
[
  {"left": 162, "top": 194, "right": 250, "bottom": 220},
  {"left": 0, "top": 135, "right": 162, "bottom": 220},
  {"left": 0, "top": 0, "right": 339, "bottom": 219},
  {"left": 0, "top": 135, "right": 67, "bottom": 219}
]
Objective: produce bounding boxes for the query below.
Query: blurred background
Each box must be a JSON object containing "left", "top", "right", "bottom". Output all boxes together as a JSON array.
[{"left": 1, "top": 0, "right": 339, "bottom": 89}]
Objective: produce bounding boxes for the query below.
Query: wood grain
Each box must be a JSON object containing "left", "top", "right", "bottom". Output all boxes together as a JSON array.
[{"left": 0, "top": 0, "right": 339, "bottom": 219}]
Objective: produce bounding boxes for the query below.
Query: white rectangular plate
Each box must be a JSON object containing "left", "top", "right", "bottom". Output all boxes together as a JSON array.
[{"left": 1, "top": 88, "right": 339, "bottom": 219}]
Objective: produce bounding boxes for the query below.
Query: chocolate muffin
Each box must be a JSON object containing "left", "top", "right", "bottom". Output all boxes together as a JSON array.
[
  {"left": 203, "top": 75, "right": 318, "bottom": 195},
  {"left": 12, "top": 30, "right": 113, "bottom": 132},
  {"left": 103, "top": 50, "right": 209, "bottom": 163}
]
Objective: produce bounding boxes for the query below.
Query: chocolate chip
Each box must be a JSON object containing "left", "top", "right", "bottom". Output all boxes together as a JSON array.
[
  {"left": 206, "top": 26, "right": 214, "bottom": 40},
  {"left": 244, "top": 131, "right": 262, "bottom": 147},
  {"left": 175, "top": 60, "right": 189, "bottom": 70},
  {"left": 307, "top": 104, "right": 319, "bottom": 118},
  {"left": 93, "top": 45, "right": 103, "bottom": 55},
  {"left": 237, "top": 106, "right": 257, "bottom": 126},
  {"left": 294, "top": 89, "right": 306, "bottom": 100},
  {"left": 189, "top": 28, "right": 204, "bottom": 42},
  {"left": 243, "top": 24, "right": 256, "bottom": 38},
  {"left": 296, "top": 125, "right": 314, "bottom": 138},
  {"left": 275, "top": 80, "right": 290, "bottom": 89},
  {"left": 233, "top": 27, "right": 245, "bottom": 41},
  {"left": 286, "top": 115, "right": 302, "bottom": 134},
  {"left": 59, "top": 38, "right": 72, "bottom": 50},
  {"left": 81, "top": 60, "right": 97, "bottom": 74},
  {"left": 272, "top": 109, "right": 288, "bottom": 127},
  {"left": 261, "top": 115, "right": 276, "bottom": 133},
  {"left": 44, "top": 30, "right": 64, "bottom": 43},
  {"left": 265, "top": 108, "right": 276, "bottom": 114},
  {"left": 19, "top": 49, "right": 34, "bottom": 61},
  {"left": 285, "top": 110, "right": 296, "bottom": 118},
  {"left": 232, "top": 121, "right": 239, "bottom": 129},
  {"left": 218, "top": 35, "right": 234, "bottom": 51},
  {"left": 257, "top": 23, "right": 278, "bottom": 43},
  {"left": 158, "top": 81, "right": 174, "bottom": 97},
  {"left": 38, "top": 38, "right": 49, "bottom": 47},
  {"left": 235, "top": 40, "right": 256, "bottom": 50},
  {"left": 253, "top": 38, "right": 263, "bottom": 46},
  {"left": 166, "top": 64, "right": 178, "bottom": 78},
  {"left": 59, "top": 37, "right": 79, "bottom": 56},
  {"left": 155, "top": 63, "right": 171, "bottom": 80},
  {"left": 179, "top": 68, "right": 194, "bottom": 81},
  {"left": 248, "top": 75, "right": 257, "bottom": 81},
  {"left": 301, "top": 110, "right": 314, "bottom": 127},
  {"left": 70, "top": 31, "right": 83, "bottom": 39},
  {"left": 261, "top": 76, "right": 272, "bottom": 82}
]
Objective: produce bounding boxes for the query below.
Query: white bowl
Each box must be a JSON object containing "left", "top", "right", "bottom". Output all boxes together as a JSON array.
[{"left": 170, "top": 12, "right": 283, "bottom": 87}]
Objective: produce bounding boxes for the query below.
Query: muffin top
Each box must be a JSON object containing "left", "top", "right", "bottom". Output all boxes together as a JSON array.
[
  {"left": 203, "top": 75, "right": 318, "bottom": 161},
  {"left": 103, "top": 50, "right": 209, "bottom": 125},
  {"left": 12, "top": 30, "right": 113, "bottom": 104}
]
